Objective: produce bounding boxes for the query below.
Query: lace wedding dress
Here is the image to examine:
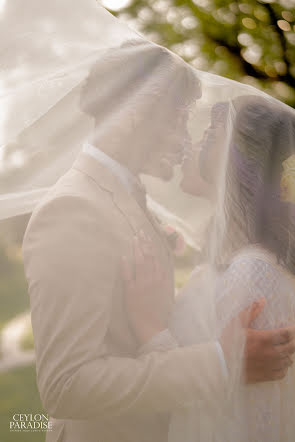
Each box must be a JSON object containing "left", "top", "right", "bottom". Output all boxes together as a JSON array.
[{"left": 168, "top": 245, "right": 295, "bottom": 442}]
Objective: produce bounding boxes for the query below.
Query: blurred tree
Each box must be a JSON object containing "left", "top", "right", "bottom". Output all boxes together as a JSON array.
[
  {"left": 104, "top": 0, "right": 295, "bottom": 107},
  {"left": 0, "top": 216, "right": 30, "bottom": 330},
  {"left": 0, "top": 239, "right": 29, "bottom": 330}
]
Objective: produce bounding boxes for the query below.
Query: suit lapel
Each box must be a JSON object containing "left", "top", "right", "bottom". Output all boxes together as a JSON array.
[
  {"left": 73, "top": 153, "right": 172, "bottom": 256},
  {"left": 72, "top": 152, "right": 148, "bottom": 235},
  {"left": 73, "top": 152, "right": 174, "bottom": 296}
]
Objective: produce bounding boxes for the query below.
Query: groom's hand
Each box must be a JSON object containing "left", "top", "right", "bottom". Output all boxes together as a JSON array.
[
  {"left": 244, "top": 326, "right": 295, "bottom": 383},
  {"left": 220, "top": 298, "right": 295, "bottom": 383},
  {"left": 122, "top": 232, "right": 173, "bottom": 345}
]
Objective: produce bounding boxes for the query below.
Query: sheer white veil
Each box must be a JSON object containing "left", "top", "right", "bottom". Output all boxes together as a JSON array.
[
  {"left": 2, "top": 1, "right": 295, "bottom": 441},
  {"left": 2, "top": 0, "right": 287, "bottom": 240},
  {"left": 0, "top": 0, "right": 138, "bottom": 218}
]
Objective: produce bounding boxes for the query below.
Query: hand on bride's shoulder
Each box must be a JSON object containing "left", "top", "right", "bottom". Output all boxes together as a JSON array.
[{"left": 218, "top": 256, "right": 295, "bottom": 384}]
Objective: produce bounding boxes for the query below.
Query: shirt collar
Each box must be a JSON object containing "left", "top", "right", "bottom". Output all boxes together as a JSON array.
[{"left": 83, "top": 142, "right": 139, "bottom": 195}]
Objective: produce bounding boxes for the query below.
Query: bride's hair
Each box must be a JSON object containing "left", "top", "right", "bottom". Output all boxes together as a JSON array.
[{"left": 213, "top": 95, "right": 295, "bottom": 273}]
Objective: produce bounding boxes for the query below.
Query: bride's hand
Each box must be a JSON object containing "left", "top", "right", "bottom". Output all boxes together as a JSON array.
[
  {"left": 220, "top": 298, "right": 295, "bottom": 383},
  {"left": 121, "top": 232, "right": 173, "bottom": 346}
]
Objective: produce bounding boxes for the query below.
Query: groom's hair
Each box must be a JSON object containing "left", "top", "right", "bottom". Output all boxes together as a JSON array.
[
  {"left": 79, "top": 40, "right": 201, "bottom": 164},
  {"left": 79, "top": 40, "right": 201, "bottom": 124},
  {"left": 215, "top": 95, "right": 295, "bottom": 273}
]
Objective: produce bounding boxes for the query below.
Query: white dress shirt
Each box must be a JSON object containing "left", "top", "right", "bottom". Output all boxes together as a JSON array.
[
  {"left": 83, "top": 142, "right": 228, "bottom": 380},
  {"left": 83, "top": 142, "right": 146, "bottom": 206}
]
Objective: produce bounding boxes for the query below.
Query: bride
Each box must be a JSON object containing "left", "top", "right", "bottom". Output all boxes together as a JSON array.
[{"left": 122, "top": 95, "right": 295, "bottom": 441}]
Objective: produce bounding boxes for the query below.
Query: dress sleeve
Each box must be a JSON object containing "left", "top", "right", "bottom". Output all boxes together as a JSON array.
[
  {"left": 137, "top": 329, "right": 179, "bottom": 355},
  {"left": 216, "top": 255, "right": 295, "bottom": 334}
]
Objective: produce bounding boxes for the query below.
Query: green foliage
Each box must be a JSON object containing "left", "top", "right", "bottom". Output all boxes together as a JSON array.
[
  {"left": 20, "top": 324, "right": 34, "bottom": 351},
  {"left": 0, "top": 243, "right": 29, "bottom": 331},
  {"left": 107, "top": 0, "right": 295, "bottom": 106}
]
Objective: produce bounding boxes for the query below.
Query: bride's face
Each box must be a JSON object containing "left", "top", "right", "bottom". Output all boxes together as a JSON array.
[
  {"left": 180, "top": 150, "right": 213, "bottom": 198},
  {"left": 180, "top": 101, "right": 229, "bottom": 198},
  {"left": 180, "top": 124, "right": 222, "bottom": 199}
]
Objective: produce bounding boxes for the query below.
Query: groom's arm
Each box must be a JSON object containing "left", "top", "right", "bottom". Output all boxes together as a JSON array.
[
  {"left": 137, "top": 329, "right": 228, "bottom": 379},
  {"left": 23, "top": 193, "right": 228, "bottom": 420}
]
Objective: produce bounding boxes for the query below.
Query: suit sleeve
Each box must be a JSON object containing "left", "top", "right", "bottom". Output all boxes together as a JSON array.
[{"left": 23, "top": 194, "right": 227, "bottom": 420}]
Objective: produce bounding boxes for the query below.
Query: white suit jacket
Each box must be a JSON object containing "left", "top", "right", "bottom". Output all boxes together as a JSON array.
[{"left": 22, "top": 152, "right": 226, "bottom": 442}]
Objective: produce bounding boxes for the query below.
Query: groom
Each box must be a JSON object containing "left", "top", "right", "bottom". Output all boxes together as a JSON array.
[{"left": 23, "top": 56, "right": 295, "bottom": 442}]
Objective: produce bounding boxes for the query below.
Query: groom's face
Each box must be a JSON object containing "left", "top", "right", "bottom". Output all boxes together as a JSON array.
[
  {"left": 141, "top": 113, "right": 189, "bottom": 181},
  {"left": 141, "top": 143, "right": 183, "bottom": 181}
]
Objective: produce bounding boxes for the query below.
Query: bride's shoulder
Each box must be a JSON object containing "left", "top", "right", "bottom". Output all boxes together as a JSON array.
[
  {"left": 222, "top": 245, "right": 292, "bottom": 293},
  {"left": 227, "top": 246, "right": 277, "bottom": 273},
  {"left": 219, "top": 247, "right": 295, "bottom": 329}
]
